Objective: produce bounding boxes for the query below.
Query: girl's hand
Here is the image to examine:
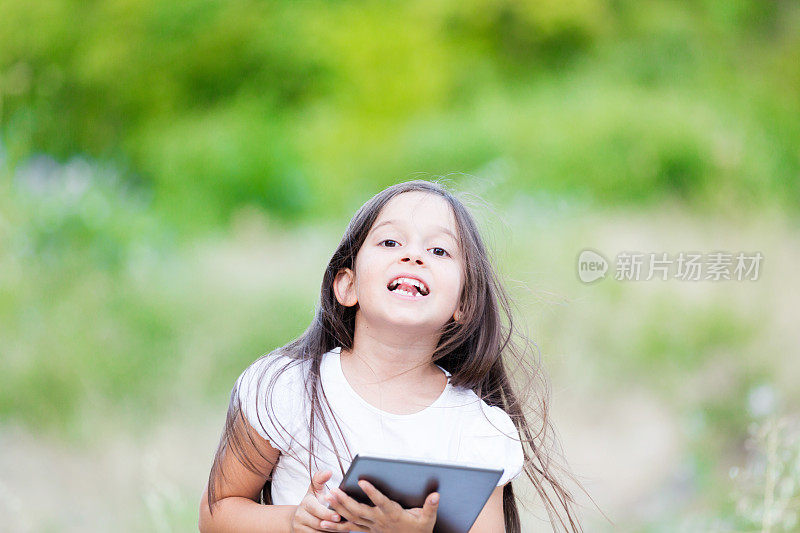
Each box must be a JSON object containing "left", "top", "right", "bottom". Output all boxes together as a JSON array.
[
  {"left": 325, "top": 479, "right": 439, "bottom": 533},
  {"left": 291, "top": 470, "right": 355, "bottom": 532}
]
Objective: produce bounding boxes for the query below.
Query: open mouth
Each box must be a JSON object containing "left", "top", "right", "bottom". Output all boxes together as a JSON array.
[{"left": 387, "top": 276, "right": 430, "bottom": 297}]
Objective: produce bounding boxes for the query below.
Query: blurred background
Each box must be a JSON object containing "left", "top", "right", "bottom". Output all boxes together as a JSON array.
[{"left": 1, "top": 0, "right": 799, "bottom": 531}]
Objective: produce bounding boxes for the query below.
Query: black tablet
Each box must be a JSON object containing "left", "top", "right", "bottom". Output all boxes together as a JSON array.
[{"left": 333, "top": 454, "right": 503, "bottom": 533}]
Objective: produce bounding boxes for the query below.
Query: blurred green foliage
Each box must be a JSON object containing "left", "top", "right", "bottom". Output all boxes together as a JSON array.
[
  {"left": 0, "top": 158, "right": 317, "bottom": 435},
  {"left": 2, "top": 0, "right": 799, "bottom": 234}
]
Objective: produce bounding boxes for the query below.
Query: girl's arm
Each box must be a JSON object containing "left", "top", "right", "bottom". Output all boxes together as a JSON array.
[
  {"left": 198, "top": 412, "right": 293, "bottom": 533},
  {"left": 468, "top": 485, "right": 506, "bottom": 533}
]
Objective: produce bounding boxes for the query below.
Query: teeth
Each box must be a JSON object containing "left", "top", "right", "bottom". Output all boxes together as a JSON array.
[{"left": 388, "top": 276, "right": 429, "bottom": 296}]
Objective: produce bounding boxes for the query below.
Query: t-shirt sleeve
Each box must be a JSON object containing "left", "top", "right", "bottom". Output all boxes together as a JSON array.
[
  {"left": 493, "top": 408, "right": 525, "bottom": 486},
  {"left": 234, "top": 354, "right": 305, "bottom": 454},
  {"left": 470, "top": 404, "right": 525, "bottom": 487}
]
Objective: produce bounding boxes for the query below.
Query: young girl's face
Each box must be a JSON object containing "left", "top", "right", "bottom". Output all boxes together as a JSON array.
[{"left": 336, "top": 191, "right": 464, "bottom": 333}]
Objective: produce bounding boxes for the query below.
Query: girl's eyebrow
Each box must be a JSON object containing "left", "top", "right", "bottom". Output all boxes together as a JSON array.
[{"left": 371, "top": 219, "right": 458, "bottom": 242}]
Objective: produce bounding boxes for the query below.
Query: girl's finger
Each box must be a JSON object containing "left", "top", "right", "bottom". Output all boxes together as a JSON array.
[
  {"left": 306, "top": 493, "right": 341, "bottom": 524},
  {"left": 299, "top": 505, "right": 350, "bottom": 533},
  {"left": 296, "top": 507, "right": 324, "bottom": 532},
  {"left": 324, "top": 492, "right": 361, "bottom": 529},
  {"left": 318, "top": 517, "right": 356, "bottom": 532},
  {"left": 330, "top": 488, "right": 375, "bottom": 527},
  {"left": 357, "top": 480, "right": 392, "bottom": 511},
  {"left": 421, "top": 492, "right": 440, "bottom": 523},
  {"left": 324, "top": 492, "right": 345, "bottom": 514}
]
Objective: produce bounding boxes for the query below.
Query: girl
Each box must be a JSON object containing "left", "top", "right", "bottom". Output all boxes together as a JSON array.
[{"left": 199, "top": 180, "right": 585, "bottom": 532}]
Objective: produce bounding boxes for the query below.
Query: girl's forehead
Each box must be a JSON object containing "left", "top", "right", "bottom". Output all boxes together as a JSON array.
[{"left": 373, "top": 192, "right": 457, "bottom": 231}]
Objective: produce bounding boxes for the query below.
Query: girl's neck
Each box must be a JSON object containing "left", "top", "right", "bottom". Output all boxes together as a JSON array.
[{"left": 341, "top": 331, "right": 444, "bottom": 386}]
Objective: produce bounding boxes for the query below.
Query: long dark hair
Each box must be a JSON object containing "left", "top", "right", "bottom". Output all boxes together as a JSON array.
[{"left": 207, "top": 179, "right": 590, "bottom": 532}]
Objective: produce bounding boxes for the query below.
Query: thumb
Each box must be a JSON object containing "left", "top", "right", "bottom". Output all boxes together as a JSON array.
[
  {"left": 308, "top": 470, "right": 332, "bottom": 496},
  {"left": 422, "top": 492, "right": 439, "bottom": 520}
]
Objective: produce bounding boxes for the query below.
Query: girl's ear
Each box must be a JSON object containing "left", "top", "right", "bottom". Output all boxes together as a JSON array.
[
  {"left": 453, "top": 307, "right": 463, "bottom": 323},
  {"left": 333, "top": 268, "right": 358, "bottom": 307}
]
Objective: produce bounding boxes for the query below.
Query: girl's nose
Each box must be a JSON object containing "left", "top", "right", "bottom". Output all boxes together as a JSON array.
[{"left": 401, "top": 252, "right": 424, "bottom": 265}]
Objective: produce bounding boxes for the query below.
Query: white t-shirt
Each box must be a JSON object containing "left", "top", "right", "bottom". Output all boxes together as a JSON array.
[{"left": 236, "top": 346, "right": 525, "bottom": 507}]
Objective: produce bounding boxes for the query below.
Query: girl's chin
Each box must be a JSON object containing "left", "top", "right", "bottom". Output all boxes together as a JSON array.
[{"left": 380, "top": 312, "right": 451, "bottom": 330}]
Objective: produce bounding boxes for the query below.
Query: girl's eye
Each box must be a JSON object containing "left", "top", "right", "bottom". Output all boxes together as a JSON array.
[{"left": 378, "top": 239, "right": 449, "bottom": 257}]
